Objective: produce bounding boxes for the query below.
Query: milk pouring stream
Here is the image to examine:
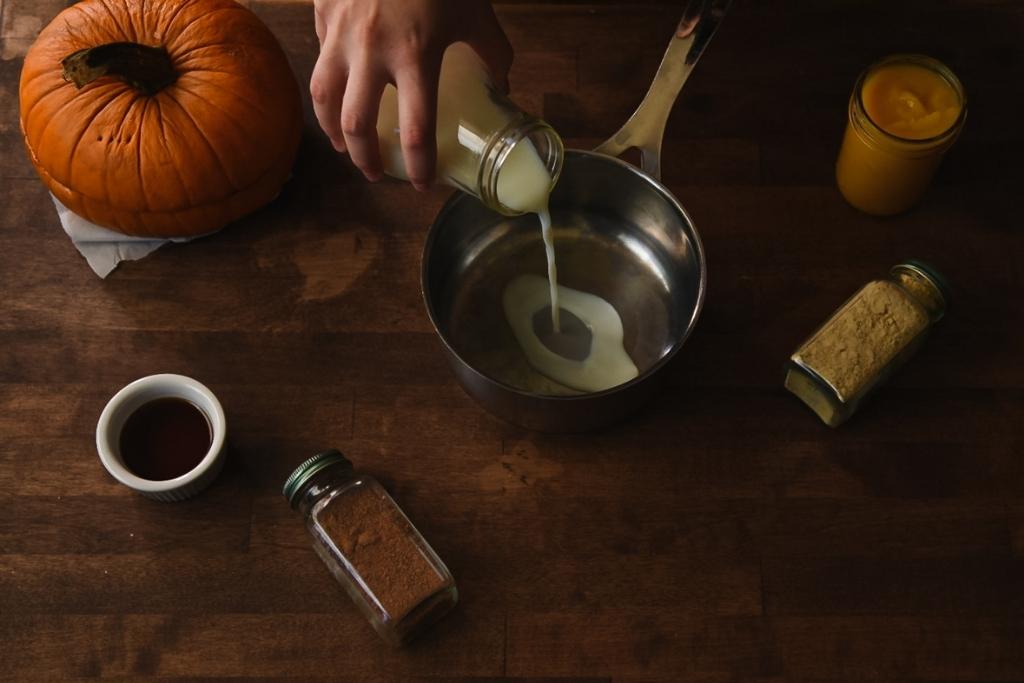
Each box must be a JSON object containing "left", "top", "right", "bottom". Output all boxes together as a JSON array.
[{"left": 377, "top": 44, "right": 639, "bottom": 392}]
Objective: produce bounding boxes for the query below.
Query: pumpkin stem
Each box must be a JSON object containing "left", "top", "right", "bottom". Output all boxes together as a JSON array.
[{"left": 61, "top": 42, "right": 177, "bottom": 96}]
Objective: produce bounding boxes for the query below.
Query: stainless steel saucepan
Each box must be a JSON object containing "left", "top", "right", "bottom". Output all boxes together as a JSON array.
[{"left": 422, "top": 0, "right": 731, "bottom": 431}]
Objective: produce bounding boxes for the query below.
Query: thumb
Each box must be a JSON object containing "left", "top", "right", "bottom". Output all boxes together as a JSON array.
[{"left": 462, "top": 5, "right": 513, "bottom": 94}]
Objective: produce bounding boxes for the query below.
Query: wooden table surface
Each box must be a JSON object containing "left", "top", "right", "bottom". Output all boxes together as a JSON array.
[{"left": 2, "top": 0, "right": 1023, "bottom": 680}]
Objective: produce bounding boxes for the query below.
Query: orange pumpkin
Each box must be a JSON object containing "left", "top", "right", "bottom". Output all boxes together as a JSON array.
[{"left": 19, "top": 0, "right": 303, "bottom": 237}]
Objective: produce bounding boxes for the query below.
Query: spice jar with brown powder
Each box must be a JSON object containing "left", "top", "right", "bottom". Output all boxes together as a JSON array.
[
  {"left": 283, "top": 450, "right": 458, "bottom": 645},
  {"left": 784, "top": 261, "right": 950, "bottom": 427}
]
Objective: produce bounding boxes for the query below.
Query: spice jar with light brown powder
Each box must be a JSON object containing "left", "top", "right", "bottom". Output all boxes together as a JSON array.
[
  {"left": 283, "top": 450, "right": 457, "bottom": 645},
  {"left": 784, "top": 261, "right": 950, "bottom": 427}
]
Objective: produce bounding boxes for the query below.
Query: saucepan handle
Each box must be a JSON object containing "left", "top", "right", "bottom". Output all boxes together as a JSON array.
[{"left": 593, "top": 0, "right": 731, "bottom": 181}]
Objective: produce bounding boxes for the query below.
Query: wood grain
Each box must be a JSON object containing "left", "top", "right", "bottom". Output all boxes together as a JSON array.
[{"left": 2, "top": 0, "right": 1023, "bottom": 680}]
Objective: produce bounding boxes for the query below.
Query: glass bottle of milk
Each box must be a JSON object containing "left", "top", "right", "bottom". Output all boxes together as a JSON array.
[{"left": 376, "top": 43, "right": 563, "bottom": 215}]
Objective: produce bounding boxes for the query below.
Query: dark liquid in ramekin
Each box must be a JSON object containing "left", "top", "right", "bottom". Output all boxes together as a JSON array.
[{"left": 119, "top": 398, "right": 212, "bottom": 481}]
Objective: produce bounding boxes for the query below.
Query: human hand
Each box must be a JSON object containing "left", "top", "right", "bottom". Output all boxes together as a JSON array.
[{"left": 311, "top": 0, "right": 513, "bottom": 190}]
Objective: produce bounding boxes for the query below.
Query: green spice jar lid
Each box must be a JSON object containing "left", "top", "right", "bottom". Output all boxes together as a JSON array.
[{"left": 283, "top": 449, "right": 353, "bottom": 508}]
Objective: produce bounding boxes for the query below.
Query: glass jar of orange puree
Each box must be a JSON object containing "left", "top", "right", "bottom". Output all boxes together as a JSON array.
[{"left": 836, "top": 54, "right": 966, "bottom": 215}]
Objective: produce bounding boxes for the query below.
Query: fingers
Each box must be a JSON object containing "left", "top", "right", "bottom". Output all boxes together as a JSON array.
[
  {"left": 395, "top": 58, "right": 441, "bottom": 190},
  {"left": 313, "top": 0, "right": 512, "bottom": 187},
  {"left": 463, "top": 5, "right": 514, "bottom": 93},
  {"left": 310, "top": 38, "right": 347, "bottom": 152},
  {"left": 340, "top": 59, "right": 387, "bottom": 181}
]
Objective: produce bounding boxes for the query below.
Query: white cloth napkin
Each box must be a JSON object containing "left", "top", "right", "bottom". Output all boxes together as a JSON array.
[{"left": 53, "top": 195, "right": 208, "bottom": 278}]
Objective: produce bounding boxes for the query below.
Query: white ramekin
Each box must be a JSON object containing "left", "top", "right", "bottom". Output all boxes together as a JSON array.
[{"left": 96, "top": 374, "right": 227, "bottom": 501}]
